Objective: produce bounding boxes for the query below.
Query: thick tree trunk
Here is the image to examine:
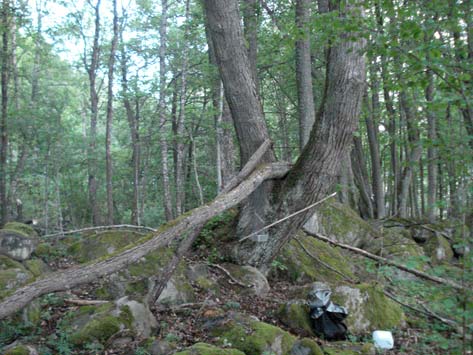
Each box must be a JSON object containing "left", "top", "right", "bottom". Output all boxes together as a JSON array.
[
  {"left": 203, "top": 0, "right": 276, "bottom": 241},
  {"left": 86, "top": 0, "right": 101, "bottom": 226},
  {"left": 295, "top": 0, "right": 316, "bottom": 150},
  {"left": 204, "top": 0, "right": 366, "bottom": 269},
  {"left": 105, "top": 0, "right": 118, "bottom": 225},
  {"left": 242, "top": 0, "right": 259, "bottom": 93}
]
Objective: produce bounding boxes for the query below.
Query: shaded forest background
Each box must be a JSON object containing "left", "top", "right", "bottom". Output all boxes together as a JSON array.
[{"left": 0, "top": 0, "right": 472, "bottom": 234}]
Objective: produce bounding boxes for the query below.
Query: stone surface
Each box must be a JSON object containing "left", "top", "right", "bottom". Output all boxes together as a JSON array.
[
  {"left": 0, "top": 230, "right": 37, "bottom": 261},
  {"left": 173, "top": 343, "right": 246, "bottom": 355},
  {"left": 304, "top": 200, "right": 378, "bottom": 248},
  {"left": 275, "top": 232, "right": 355, "bottom": 284},
  {"left": 0, "top": 255, "right": 34, "bottom": 299},
  {"left": 148, "top": 340, "right": 175, "bottom": 355},
  {"left": 220, "top": 263, "right": 270, "bottom": 296},
  {"left": 114, "top": 297, "right": 157, "bottom": 337},
  {"left": 423, "top": 235, "right": 454, "bottom": 264},
  {"left": 277, "top": 300, "right": 314, "bottom": 337}
]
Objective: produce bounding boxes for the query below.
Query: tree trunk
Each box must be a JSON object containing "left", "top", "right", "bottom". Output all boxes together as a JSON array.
[
  {"left": 204, "top": 0, "right": 367, "bottom": 269},
  {"left": 158, "top": 0, "right": 173, "bottom": 221},
  {"left": 426, "top": 68, "right": 437, "bottom": 222},
  {"left": 295, "top": 0, "right": 316, "bottom": 150},
  {"left": 175, "top": 0, "right": 191, "bottom": 216},
  {"left": 86, "top": 0, "right": 101, "bottom": 226},
  {"left": 351, "top": 136, "right": 374, "bottom": 219},
  {"left": 366, "top": 65, "right": 385, "bottom": 218},
  {"left": 0, "top": 160, "right": 290, "bottom": 320},
  {"left": 105, "top": 0, "right": 118, "bottom": 225},
  {"left": 0, "top": 0, "right": 10, "bottom": 226},
  {"left": 242, "top": 0, "right": 259, "bottom": 93}
]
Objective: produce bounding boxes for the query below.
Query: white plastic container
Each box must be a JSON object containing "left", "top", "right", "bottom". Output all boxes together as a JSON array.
[{"left": 372, "top": 330, "right": 394, "bottom": 349}]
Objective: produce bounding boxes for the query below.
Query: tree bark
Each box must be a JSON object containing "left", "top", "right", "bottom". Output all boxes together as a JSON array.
[
  {"left": 242, "top": 0, "right": 259, "bottom": 93},
  {"left": 366, "top": 66, "right": 385, "bottom": 218},
  {"left": 426, "top": 68, "right": 437, "bottom": 222},
  {"left": 158, "top": 0, "right": 174, "bottom": 221},
  {"left": 105, "top": 0, "right": 118, "bottom": 225},
  {"left": 295, "top": 0, "right": 316, "bottom": 150},
  {"left": 86, "top": 0, "right": 101, "bottom": 226},
  {"left": 0, "top": 161, "right": 290, "bottom": 320},
  {"left": 351, "top": 136, "right": 374, "bottom": 219},
  {"left": 204, "top": 0, "right": 367, "bottom": 269},
  {"left": 0, "top": 0, "right": 10, "bottom": 226},
  {"left": 175, "top": 0, "right": 191, "bottom": 216}
]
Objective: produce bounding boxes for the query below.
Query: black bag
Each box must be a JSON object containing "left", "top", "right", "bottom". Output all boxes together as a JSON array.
[{"left": 307, "top": 288, "right": 348, "bottom": 340}]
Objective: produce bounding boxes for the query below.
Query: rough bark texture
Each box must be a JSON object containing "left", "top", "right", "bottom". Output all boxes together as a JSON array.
[
  {"left": 205, "top": 0, "right": 367, "bottom": 268},
  {"left": 159, "top": 0, "right": 174, "bottom": 221},
  {"left": 105, "top": 0, "right": 118, "bottom": 225},
  {"left": 351, "top": 136, "right": 374, "bottom": 219},
  {"left": 242, "top": 0, "right": 259, "bottom": 93},
  {"left": 0, "top": 161, "right": 290, "bottom": 320},
  {"left": 203, "top": 0, "right": 276, "bottom": 241},
  {"left": 426, "top": 68, "right": 437, "bottom": 222},
  {"left": 296, "top": 0, "right": 316, "bottom": 150}
]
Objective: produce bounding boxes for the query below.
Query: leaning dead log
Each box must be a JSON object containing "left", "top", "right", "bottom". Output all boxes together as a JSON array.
[
  {"left": 0, "top": 161, "right": 290, "bottom": 320},
  {"left": 304, "top": 229, "right": 465, "bottom": 291},
  {"left": 147, "top": 139, "right": 275, "bottom": 306}
]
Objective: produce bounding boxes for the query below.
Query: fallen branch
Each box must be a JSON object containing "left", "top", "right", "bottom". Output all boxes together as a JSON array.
[
  {"left": 64, "top": 299, "right": 110, "bottom": 306},
  {"left": 383, "top": 290, "right": 457, "bottom": 328},
  {"left": 0, "top": 161, "right": 291, "bottom": 320},
  {"left": 208, "top": 263, "right": 252, "bottom": 288},
  {"left": 303, "top": 229, "right": 465, "bottom": 291},
  {"left": 43, "top": 224, "right": 157, "bottom": 239}
]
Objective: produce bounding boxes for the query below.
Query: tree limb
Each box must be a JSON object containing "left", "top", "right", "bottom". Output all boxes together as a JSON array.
[
  {"left": 303, "top": 229, "right": 465, "bottom": 291},
  {"left": 0, "top": 162, "right": 290, "bottom": 320},
  {"left": 42, "top": 224, "right": 157, "bottom": 239}
]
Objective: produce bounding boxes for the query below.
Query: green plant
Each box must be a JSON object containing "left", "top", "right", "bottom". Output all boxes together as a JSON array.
[
  {"left": 271, "top": 259, "right": 288, "bottom": 271},
  {"left": 164, "top": 333, "right": 181, "bottom": 343}
]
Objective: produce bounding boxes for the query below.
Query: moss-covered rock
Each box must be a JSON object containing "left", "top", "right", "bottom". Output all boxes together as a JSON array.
[
  {"left": 276, "top": 232, "right": 355, "bottom": 284},
  {"left": 207, "top": 312, "right": 323, "bottom": 355},
  {"left": 3, "top": 222, "right": 38, "bottom": 238},
  {"left": 0, "top": 255, "right": 33, "bottom": 299},
  {"left": 0, "top": 230, "right": 37, "bottom": 261},
  {"left": 68, "top": 230, "right": 141, "bottom": 263},
  {"left": 331, "top": 283, "right": 404, "bottom": 334},
  {"left": 277, "top": 301, "right": 314, "bottom": 336},
  {"left": 218, "top": 263, "right": 270, "bottom": 296},
  {"left": 23, "top": 258, "right": 49, "bottom": 277},
  {"left": 303, "top": 200, "right": 379, "bottom": 248},
  {"left": 2, "top": 345, "right": 31, "bottom": 355},
  {"left": 372, "top": 227, "right": 424, "bottom": 259},
  {"left": 423, "top": 235, "right": 454, "bottom": 264},
  {"left": 173, "top": 343, "right": 245, "bottom": 355},
  {"left": 67, "top": 302, "right": 132, "bottom": 346}
]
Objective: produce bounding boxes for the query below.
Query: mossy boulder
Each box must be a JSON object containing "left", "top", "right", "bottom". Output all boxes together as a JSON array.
[
  {"left": 371, "top": 227, "right": 424, "bottom": 259},
  {"left": 423, "top": 235, "right": 454, "bottom": 264},
  {"left": 303, "top": 200, "right": 378, "bottom": 248},
  {"left": 277, "top": 301, "right": 314, "bottom": 337},
  {"left": 330, "top": 283, "right": 404, "bottom": 334},
  {"left": 68, "top": 230, "right": 142, "bottom": 263},
  {"left": 173, "top": 343, "right": 246, "bottom": 355},
  {"left": 67, "top": 302, "right": 134, "bottom": 346},
  {"left": 206, "top": 311, "right": 323, "bottom": 355},
  {"left": 3, "top": 222, "right": 38, "bottom": 239},
  {"left": 218, "top": 263, "right": 270, "bottom": 296},
  {"left": 2, "top": 344, "right": 37, "bottom": 355},
  {"left": 23, "top": 258, "right": 50, "bottom": 277},
  {"left": 0, "top": 229, "right": 38, "bottom": 261},
  {"left": 275, "top": 232, "right": 355, "bottom": 284},
  {"left": 0, "top": 255, "right": 33, "bottom": 299}
]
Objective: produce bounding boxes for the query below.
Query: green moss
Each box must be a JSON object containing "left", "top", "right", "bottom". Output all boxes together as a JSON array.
[
  {"left": 33, "top": 243, "right": 56, "bottom": 259},
  {"left": 0, "top": 256, "right": 33, "bottom": 299},
  {"left": 173, "top": 343, "right": 246, "bottom": 355},
  {"left": 279, "top": 232, "right": 355, "bottom": 284},
  {"left": 360, "top": 284, "right": 404, "bottom": 329},
  {"left": 214, "top": 319, "right": 296, "bottom": 355},
  {"left": 70, "top": 315, "right": 122, "bottom": 345},
  {"left": 297, "top": 338, "right": 324, "bottom": 355},
  {"left": 361, "top": 343, "right": 375, "bottom": 355},
  {"left": 423, "top": 235, "right": 454, "bottom": 264},
  {"left": 23, "top": 259, "right": 48, "bottom": 277},
  {"left": 3, "top": 222, "right": 38, "bottom": 238},
  {"left": 277, "top": 302, "right": 314, "bottom": 336},
  {"left": 127, "top": 247, "right": 174, "bottom": 277},
  {"left": 3, "top": 345, "right": 30, "bottom": 355},
  {"left": 195, "top": 276, "right": 215, "bottom": 290}
]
